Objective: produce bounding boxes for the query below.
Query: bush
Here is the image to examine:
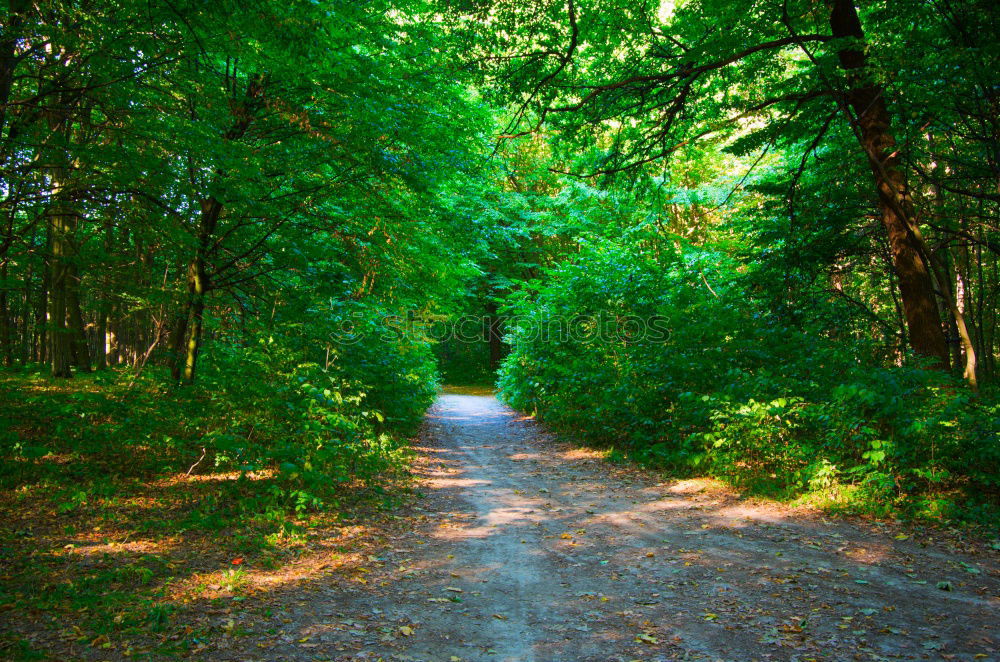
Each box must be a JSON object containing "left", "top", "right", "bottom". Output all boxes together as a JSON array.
[
  {"left": 1, "top": 303, "right": 440, "bottom": 525},
  {"left": 193, "top": 304, "right": 439, "bottom": 500},
  {"left": 498, "top": 238, "right": 1000, "bottom": 520}
]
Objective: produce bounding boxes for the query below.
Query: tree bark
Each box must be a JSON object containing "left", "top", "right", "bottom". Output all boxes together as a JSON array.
[
  {"left": 181, "top": 197, "right": 222, "bottom": 384},
  {"left": 34, "top": 252, "right": 48, "bottom": 364},
  {"left": 19, "top": 231, "right": 34, "bottom": 365},
  {"left": 47, "top": 206, "right": 73, "bottom": 377},
  {"left": 167, "top": 308, "right": 188, "bottom": 381},
  {"left": 828, "top": 0, "right": 949, "bottom": 369},
  {"left": 0, "top": 0, "right": 29, "bottom": 147},
  {"left": 42, "top": 63, "right": 83, "bottom": 378},
  {"left": 66, "top": 264, "right": 91, "bottom": 372},
  {"left": 95, "top": 309, "right": 107, "bottom": 369},
  {"left": 0, "top": 260, "right": 13, "bottom": 366},
  {"left": 106, "top": 316, "right": 119, "bottom": 365},
  {"left": 927, "top": 177, "right": 977, "bottom": 386}
]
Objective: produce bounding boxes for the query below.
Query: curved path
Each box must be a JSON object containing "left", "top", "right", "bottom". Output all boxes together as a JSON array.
[{"left": 264, "top": 393, "right": 999, "bottom": 661}]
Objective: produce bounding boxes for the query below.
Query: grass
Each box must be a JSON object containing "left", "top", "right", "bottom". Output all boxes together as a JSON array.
[
  {"left": 0, "top": 367, "right": 416, "bottom": 660},
  {"left": 603, "top": 441, "right": 1000, "bottom": 533},
  {"left": 440, "top": 383, "right": 496, "bottom": 396}
]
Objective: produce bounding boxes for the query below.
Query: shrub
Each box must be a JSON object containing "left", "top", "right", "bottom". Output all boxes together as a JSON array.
[{"left": 498, "top": 238, "right": 1000, "bottom": 520}]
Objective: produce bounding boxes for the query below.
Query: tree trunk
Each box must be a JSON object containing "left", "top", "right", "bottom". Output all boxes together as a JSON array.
[
  {"left": 181, "top": 197, "right": 222, "bottom": 384},
  {"left": 928, "top": 246, "right": 978, "bottom": 388},
  {"left": 106, "top": 316, "right": 119, "bottom": 365},
  {"left": 942, "top": 251, "right": 963, "bottom": 373},
  {"left": 0, "top": 260, "right": 13, "bottom": 367},
  {"left": 927, "top": 179, "right": 977, "bottom": 387},
  {"left": 95, "top": 309, "right": 107, "bottom": 369},
  {"left": 43, "top": 77, "right": 83, "bottom": 378},
  {"left": 34, "top": 254, "right": 48, "bottom": 364},
  {"left": 48, "top": 208, "right": 73, "bottom": 377},
  {"left": 94, "top": 221, "right": 116, "bottom": 369},
  {"left": 19, "top": 235, "right": 34, "bottom": 365},
  {"left": 828, "top": 0, "right": 949, "bottom": 369},
  {"left": 176, "top": 75, "right": 263, "bottom": 383},
  {"left": 0, "top": 0, "right": 28, "bottom": 149},
  {"left": 182, "top": 289, "right": 206, "bottom": 384},
  {"left": 167, "top": 308, "right": 188, "bottom": 381},
  {"left": 66, "top": 266, "right": 91, "bottom": 372}
]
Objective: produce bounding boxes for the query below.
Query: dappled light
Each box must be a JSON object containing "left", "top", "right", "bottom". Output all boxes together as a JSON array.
[
  {"left": 251, "top": 393, "right": 993, "bottom": 660},
  {"left": 2, "top": 0, "right": 999, "bottom": 659},
  {"left": 3, "top": 378, "right": 999, "bottom": 660}
]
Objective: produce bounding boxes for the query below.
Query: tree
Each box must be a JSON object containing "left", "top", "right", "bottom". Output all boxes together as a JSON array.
[{"left": 469, "top": 0, "right": 986, "bottom": 370}]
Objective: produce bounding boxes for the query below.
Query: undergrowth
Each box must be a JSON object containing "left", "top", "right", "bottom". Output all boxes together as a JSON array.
[
  {"left": 498, "top": 240, "right": 1000, "bottom": 528},
  {"left": 0, "top": 332, "right": 437, "bottom": 659}
]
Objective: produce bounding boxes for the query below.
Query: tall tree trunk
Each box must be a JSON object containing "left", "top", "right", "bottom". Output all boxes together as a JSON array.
[
  {"left": 167, "top": 308, "right": 188, "bottom": 381},
  {"left": 926, "top": 178, "right": 977, "bottom": 387},
  {"left": 43, "top": 73, "right": 83, "bottom": 378},
  {"left": 0, "top": 0, "right": 28, "bottom": 149},
  {"left": 182, "top": 197, "right": 222, "bottom": 384},
  {"left": 66, "top": 264, "right": 91, "bottom": 372},
  {"left": 45, "top": 161, "right": 86, "bottom": 375},
  {"left": 177, "top": 75, "right": 264, "bottom": 383},
  {"left": 829, "top": 0, "right": 949, "bottom": 369},
  {"left": 980, "top": 239, "right": 997, "bottom": 380},
  {"left": 943, "top": 254, "right": 963, "bottom": 374},
  {"left": 182, "top": 289, "right": 206, "bottom": 384},
  {"left": 34, "top": 253, "right": 48, "bottom": 364},
  {"left": 94, "top": 220, "right": 115, "bottom": 369},
  {"left": 48, "top": 207, "right": 73, "bottom": 377},
  {"left": 928, "top": 250, "right": 978, "bottom": 388},
  {"left": 106, "top": 313, "right": 119, "bottom": 365},
  {"left": 95, "top": 308, "right": 107, "bottom": 369},
  {"left": 0, "top": 260, "right": 13, "bottom": 366},
  {"left": 19, "top": 236, "right": 34, "bottom": 365}
]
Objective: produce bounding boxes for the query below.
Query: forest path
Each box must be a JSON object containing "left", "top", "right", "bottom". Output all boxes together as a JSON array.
[{"left": 261, "top": 393, "right": 999, "bottom": 662}]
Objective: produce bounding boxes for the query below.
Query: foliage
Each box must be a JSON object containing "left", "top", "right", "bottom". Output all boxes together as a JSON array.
[
  {"left": 1, "top": 325, "right": 435, "bottom": 520},
  {"left": 1, "top": 0, "right": 999, "bottom": 654},
  {"left": 0, "top": 326, "right": 433, "bottom": 653},
  {"left": 499, "top": 237, "right": 1000, "bottom": 521}
]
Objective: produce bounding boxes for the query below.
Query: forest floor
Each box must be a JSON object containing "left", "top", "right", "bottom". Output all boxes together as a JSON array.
[{"left": 5, "top": 391, "right": 1000, "bottom": 661}]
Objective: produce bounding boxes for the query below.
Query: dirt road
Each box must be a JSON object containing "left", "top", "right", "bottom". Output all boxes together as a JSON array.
[{"left": 257, "top": 393, "right": 1000, "bottom": 661}]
